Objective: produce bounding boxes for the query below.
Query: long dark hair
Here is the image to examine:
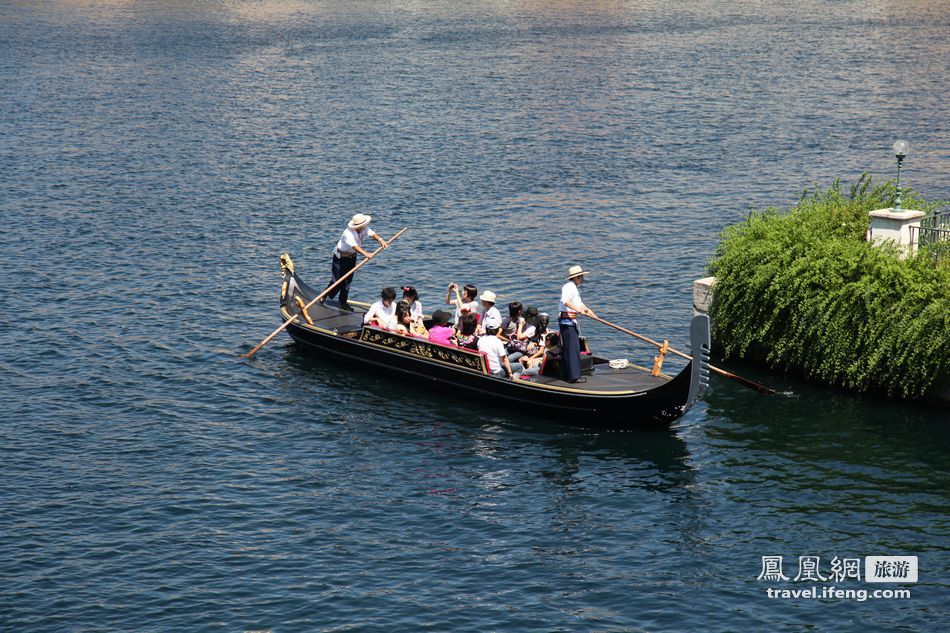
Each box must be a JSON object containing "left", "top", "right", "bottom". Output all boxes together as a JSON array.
[
  {"left": 394, "top": 300, "right": 411, "bottom": 324},
  {"left": 508, "top": 301, "right": 523, "bottom": 319},
  {"left": 529, "top": 312, "right": 550, "bottom": 344},
  {"left": 401, "top": 286, "right": 418, "bottom": 302}
]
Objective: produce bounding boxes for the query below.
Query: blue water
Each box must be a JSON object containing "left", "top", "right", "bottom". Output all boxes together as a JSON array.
[{"left": 1, "top": 1, "right": 948, "bottom": 630}]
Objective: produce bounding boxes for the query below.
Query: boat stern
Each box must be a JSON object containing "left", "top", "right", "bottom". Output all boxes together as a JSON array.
[{"left": 686, "top": 314, "right": 711, "bottom": 411}]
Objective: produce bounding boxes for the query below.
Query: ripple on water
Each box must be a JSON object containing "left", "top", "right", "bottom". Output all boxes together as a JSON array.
[{"left": 1, "top": 0, "right": 948, "bottom": 631}]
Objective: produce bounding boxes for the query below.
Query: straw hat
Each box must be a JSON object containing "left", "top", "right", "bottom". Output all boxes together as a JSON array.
[
  {"left": 566, "top": 265, "right": 589, "bottom": 280},
  {"left": 348, "top": 213, "right": 372, "bottom": 229},
  {"left": 479, "top": 290, "right": 497, "bottom": 303}
]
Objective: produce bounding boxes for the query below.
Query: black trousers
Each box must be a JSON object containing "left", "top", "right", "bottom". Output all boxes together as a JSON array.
[
  {"left": 558, "top": 320, "right": 582, "bottom": 382},
  {"left": 325, "top": 254, "right": 356, "bottom": 305}
]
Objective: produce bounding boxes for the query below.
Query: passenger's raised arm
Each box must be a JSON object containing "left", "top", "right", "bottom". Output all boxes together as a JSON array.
[{"left": 446, "top": 283, "right": 478, "bottom": 326}]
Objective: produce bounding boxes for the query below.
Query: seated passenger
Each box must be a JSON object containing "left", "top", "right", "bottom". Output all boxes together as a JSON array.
[
  {"left": 501, "top": 301, "right": 523, "bottom": 338},
  {"left": 477, "top": 326, "right": 514, "bottom": 379},
  {"left": 364, "top": 287, "right": 398, "bottom": 329},
  {"left": 427, "top": 310, "right": 455, "bottom": 345},
  {"left": 524, "top": 310, "right": 549, "bottom": 355},
  {"left": 521, "top": 306, "right": 541, "bottom": 341},
  {"left": 446, "top": 282, "right": 479, "bottom": 326},
  {"left": 478, "top": 290, "right": 502, "bottom": 334},
  {"left": 392, "top": 301, "right": 413, "bottom": 335},
  {"left": 452, "top": 312, "right": 480, "bottom": 350},
  {"left": 501, "top": 301, "right": 531, "bottom": 357},
  {"left": 401, "top": 286, "right": 423, "bottom": 323},
  {"left": 515, "top": 332, "right": 560, "bottom": 378}
]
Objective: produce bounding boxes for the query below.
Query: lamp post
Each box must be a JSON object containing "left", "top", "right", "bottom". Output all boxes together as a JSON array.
[{"left": 892, "top": 139, "right": 909, "bottom": 210}]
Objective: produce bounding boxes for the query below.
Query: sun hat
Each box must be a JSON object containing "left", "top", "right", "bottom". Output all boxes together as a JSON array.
[
  {"left": 431, "top": 309, "right": 453, "bottom": 326},
  {"left": 566, "top": 265, "right": 589, "bottom": 280},
  {"left": 524, "top": 306, "right": 539, "bottom": 318},
  {"left": 479, "top": 290, "right": 497, "bottom": 303},
  {"left": 348, "top": 213, "right": 372, "bottom": 229}
]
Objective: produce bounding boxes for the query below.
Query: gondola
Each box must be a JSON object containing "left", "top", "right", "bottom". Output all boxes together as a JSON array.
[{"left": 275, "top": 256, "right": 711, "bottom": 427}]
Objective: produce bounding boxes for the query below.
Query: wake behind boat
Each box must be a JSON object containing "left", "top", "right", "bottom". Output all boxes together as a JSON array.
[{"left": 274, "top": 255, "right": 711, "bottom": 427}]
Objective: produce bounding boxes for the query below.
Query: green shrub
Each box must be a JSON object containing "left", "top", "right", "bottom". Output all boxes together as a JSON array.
[{"left": 709, "top": 175, "right": 950, "bottom": 399}]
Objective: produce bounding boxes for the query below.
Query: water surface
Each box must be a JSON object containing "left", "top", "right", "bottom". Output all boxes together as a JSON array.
[{"left": 1, "top": 1, "right": 948, "bottom": 630}]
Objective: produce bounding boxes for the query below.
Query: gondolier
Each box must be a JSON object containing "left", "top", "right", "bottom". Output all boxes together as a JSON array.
[
  {"left": 559, "top": 265, "right": 597, "bottom": 383},
  {"left": 323, "top": 213, "right": 389, "bottom": 310}
]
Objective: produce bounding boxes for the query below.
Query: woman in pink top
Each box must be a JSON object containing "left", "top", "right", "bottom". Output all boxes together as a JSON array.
[{"left": 427, "top": 310, "right": 455, "bottom": 345}]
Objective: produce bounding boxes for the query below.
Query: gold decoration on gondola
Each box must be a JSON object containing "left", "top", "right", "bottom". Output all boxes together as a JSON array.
[
  {"left": 651, "top": 339, "right": 669, "bottom": 377},
  {"left": 413, "top": 343, "right": 435, "bottom": 358},
  {"left": 279, "top": 253, "right": 295, "bottom": 274},
  {"left": 359, "top": 327, "right": 488, "bottom": 373},
  {"left": 279, "top": 253, "right": 295, "bottom": 300}
]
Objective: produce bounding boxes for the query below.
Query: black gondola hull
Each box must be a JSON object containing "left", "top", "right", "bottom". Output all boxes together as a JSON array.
[
  {"left": 273, "top": 261, "right": 710, "bottom": 428},
  {"left": 285, "top": 318, "right": 694, "bottom": 426}
]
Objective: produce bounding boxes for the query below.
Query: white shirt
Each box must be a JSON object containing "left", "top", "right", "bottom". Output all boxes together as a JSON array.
[
  {"left": 334, "top": 226, "right": 377, "bottom": 256},
  {"left": 480, "top": 305, "right": 502, "bottom": 331},
  {"left": 559, "top": 281, "right": 586, "bottom": 315},
  {"left": 409, "top": 300, "right": 423, "bottom": 322},
  {"left": 477, "top": 335, "right": 508, "bottom": 374},
  {"left": 363, "top": 300, "right": 396, "bottom": 329}
]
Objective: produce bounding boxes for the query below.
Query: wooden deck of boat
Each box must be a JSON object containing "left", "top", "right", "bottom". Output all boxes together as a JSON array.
[
  {"left": 526, "top": 366, "right": 670, "bottom": 392},
  {"left": 300, "top": 300, "right": 366, "bottom": 332}
]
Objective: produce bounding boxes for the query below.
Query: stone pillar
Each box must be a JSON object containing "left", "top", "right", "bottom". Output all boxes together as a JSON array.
[
  {"left": 867, "top": 208, "right": 926, "bottom": 257},
  {"left": 693, "top": 276, "right": 717, "bottom": 318}
]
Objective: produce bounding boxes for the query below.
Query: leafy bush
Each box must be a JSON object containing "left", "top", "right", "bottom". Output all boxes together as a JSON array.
[{"left": 709, "top": 175, "right": 950, "bottom": 398}]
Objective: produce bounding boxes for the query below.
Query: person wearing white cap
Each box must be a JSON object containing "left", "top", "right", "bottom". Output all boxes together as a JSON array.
[
  {"left": 478, "top": 323, "right": 515, "bottom": 379},
  {"left": 477, "top": 290, "right": 502, "bottom": 335},
  {"left": 558, "top": 265, "right": 597, "bottom": 383},
  {"left": 323, "top": 213, "right": 389, "bottom": 310}
]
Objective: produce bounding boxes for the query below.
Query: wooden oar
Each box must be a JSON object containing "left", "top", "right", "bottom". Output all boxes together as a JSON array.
[
  {"left": 243, "top": 227, "right": 408, "bottom": 359},
  {"left": 582, "top": 313, "right": 778, "bottom": 395}
]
